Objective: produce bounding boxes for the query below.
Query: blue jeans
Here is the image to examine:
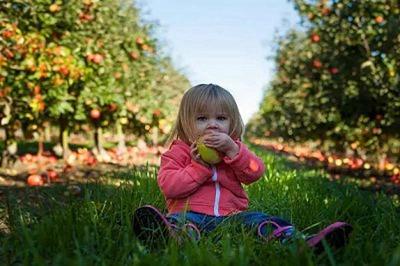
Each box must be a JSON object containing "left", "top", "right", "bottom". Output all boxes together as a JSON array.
[{"left": 167, "top": 211, "right": 295, "bottom": 239}]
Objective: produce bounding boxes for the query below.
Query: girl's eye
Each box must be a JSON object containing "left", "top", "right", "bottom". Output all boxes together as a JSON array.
[
  {"left": 197, "top": 116, "right": 207, "bottom": 121},
  {"left": 217, "top": 116, "right": 227, "bottom": 121}
]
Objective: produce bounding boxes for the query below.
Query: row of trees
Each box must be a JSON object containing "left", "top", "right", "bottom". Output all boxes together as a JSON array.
[
  {"left": 248, "top": 0, "right": 400, "bottom": 163},
  {"left": 0, "top": 0, "right": 189, "bottom": 166}
]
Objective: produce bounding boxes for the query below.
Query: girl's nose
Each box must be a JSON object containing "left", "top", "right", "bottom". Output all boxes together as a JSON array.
[{"left": 207, "top": 120, "right": 219, "bottom": 129}]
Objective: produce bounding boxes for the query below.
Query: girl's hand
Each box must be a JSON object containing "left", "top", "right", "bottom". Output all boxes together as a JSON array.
[
  {"left": 202, "top": 132, "right": 239, "bottom": 159},
  {"left": 190, "top": 142, "right": 210, "bottom": 168}
]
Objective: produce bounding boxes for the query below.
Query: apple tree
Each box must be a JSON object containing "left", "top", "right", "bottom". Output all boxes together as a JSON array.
[
  {"left": 1, "top": 0, "right": 187, "bottom": 164},
  {"left": 251, "top": 0, "right": 400, "bottom": 162}
]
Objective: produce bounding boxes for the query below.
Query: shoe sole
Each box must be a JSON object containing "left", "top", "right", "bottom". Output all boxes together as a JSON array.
[
  {"left": 132, "top": 205, "right": 172, "bottom": 246},
  {"left": 307, "top": 222, "right": 353, "bottom": 254}
]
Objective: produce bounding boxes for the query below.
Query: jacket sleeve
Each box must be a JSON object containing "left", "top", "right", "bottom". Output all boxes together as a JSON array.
[
  {"left": 222, "top": 141, "right": 266, "bottom": 185},
  {"left": 157, "top": 146, "right": 213, "bottom": 199}
]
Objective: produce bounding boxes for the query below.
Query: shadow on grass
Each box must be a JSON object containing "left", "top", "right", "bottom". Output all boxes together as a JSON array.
[{"left": 0, "top": 164, "right": 163, "bottom": 235}]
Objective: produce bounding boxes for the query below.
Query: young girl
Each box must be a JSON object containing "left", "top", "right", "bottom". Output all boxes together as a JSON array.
[{"left": 132, "top": 84, "right": 352, "bottom": 253}]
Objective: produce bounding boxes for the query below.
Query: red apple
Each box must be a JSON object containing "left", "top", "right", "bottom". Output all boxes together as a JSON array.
[
  {"left": 129, "top": 51, "right": 139, "bottom": 60},
  {"left": 92, "top": 54, "right": 103, "bottom": 64},
  {"left": 136, "top": 37, "right": 144, "bottom": 45},
  {"left": 85, "top": 156, "right": 97, "bottom": 166},
  {"left": 321, "top": 7, "right": 330, "bottom": 16},
  {"left": 49, "top": 4, "right": 61, "bottom": 13},
  {"left": 372, "top": 127, "right": 381, "bottom": 134},
  {"left": 141, "top": 44, "right": 150, "bottom": 51},
  {"left": 33, "top": 85, "right": 41, "bottom": 95},
  {"left": 86, "top": 54, "right": 94, "bottom": 62},
  {"left": 329, "top": 67, "right": 339, "bottom": 74},
  {"left": 38, "top": 101, "right": 45, "bottom": 112},
  {"left": 113, "top": 72, "right": 122, "bottom": 79},
  {"left": 108, "top": 103, "right": 118, "bottom": 112},
  {"left": 153, "top": 109, "right": 161, "bottom": 117},
  {"left": 27, "top": 175, "right": 44, "bottom": 186},
  {"left": 3, "top": 49, "right": 14, "bottom": 59},
  {"left": 312, "top": 59, "right": 322, "bottom": 69},
  {"left": 90, "top": 109, "right": 101, "bottom": 120},
  {"left": 2, "top": 30, "right": 13, "bottom": 39},
  {"left": 59, "top": 65, "right": 69, "bottom": 76},
  {"left": 310, "top": 33, "right": 320, "bottom": 43},
  {"left": 375, "top": 16, "right": 384, "bottom": 24},
  {"left": 79, "top": 13, "right": 93, "bottom": 22},
  {"left": 47, "top": 169, "right": 59, "bottom": 181}
]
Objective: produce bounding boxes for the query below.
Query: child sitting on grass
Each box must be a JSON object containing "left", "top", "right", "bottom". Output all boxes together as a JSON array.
[{"left": 132, "top": 84, "right": 352, "bottom": 253}]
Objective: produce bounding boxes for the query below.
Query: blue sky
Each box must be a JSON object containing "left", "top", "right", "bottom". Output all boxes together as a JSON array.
[{"left": 138, "top": 0, "right": 301, "bottom": 124}]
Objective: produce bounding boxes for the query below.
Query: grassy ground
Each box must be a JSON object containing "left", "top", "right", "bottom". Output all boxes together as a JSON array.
[{"left": 1, "top": 145, "right": 399, "bottom": 266}]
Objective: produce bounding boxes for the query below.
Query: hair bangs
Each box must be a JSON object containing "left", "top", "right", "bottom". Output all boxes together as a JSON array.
[{"left": 193, "top": 86, "right": 232, "bottom": 116}]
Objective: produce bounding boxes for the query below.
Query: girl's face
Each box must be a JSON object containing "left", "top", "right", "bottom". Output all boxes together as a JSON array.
[{"left": 194, "top": 106, "right": 230, "bottom": 138}]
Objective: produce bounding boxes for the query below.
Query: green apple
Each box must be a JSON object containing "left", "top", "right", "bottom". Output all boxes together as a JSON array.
[{"left": 196, "top": 137, "right": 221, "bottom": 164}]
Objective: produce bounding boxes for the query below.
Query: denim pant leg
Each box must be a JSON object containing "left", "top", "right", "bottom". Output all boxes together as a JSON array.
[
  {"left": 228, "top": 211, "right": 295, "bottom": 240},
  {"left": 167, "top": 211, "right": 225, "bottom": 233}
]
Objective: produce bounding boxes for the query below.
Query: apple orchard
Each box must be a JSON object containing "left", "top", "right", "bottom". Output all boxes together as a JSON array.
[
  {"left": 0, "top": 0, "right": 189, "bottom": 169},
  {"left": 1, "top": 0, "right": 400, "bottom": 188},
  {"left": 246, "top": 0, "right": 400, "bottom": 179}
]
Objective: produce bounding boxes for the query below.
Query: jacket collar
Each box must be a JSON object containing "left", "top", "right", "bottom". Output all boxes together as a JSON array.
[{"left": 170, "top": 139, "right": 191, "bottom": 150}]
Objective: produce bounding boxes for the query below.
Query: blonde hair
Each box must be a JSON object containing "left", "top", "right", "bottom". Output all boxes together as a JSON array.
[{"left": 168, "top": 84, "right": 244, "bottom": 144}]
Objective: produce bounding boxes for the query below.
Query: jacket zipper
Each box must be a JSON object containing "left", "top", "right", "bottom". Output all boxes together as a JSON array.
[{"left": 211, "top": 166, "right": 220, "bottom": 216}]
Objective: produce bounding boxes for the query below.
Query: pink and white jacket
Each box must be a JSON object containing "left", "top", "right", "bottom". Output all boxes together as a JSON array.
[{"left": 157, "top": 139, "right": 266, "bottom": 216}]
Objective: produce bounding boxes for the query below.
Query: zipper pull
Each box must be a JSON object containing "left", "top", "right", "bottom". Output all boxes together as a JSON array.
[{"left": 211, "top": 166, "right": 217, "bottom": 182}]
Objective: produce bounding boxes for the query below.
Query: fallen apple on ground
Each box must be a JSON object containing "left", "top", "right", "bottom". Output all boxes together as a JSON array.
[
  {"left": 27, "top": 175, "right": 44, "bottom": 186},
  {"left": 46, "top": 169, "right": 59, "bottom": 181}
]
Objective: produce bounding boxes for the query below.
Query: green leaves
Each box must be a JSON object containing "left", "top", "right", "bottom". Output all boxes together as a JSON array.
[
  {"left": 0, "top": 0, "right": 189, "bottom": 150},
  {"left": 249, "top": 0, "right": 400, "bottom": 161}
]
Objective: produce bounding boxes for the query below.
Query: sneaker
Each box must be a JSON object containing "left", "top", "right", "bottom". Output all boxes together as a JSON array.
[
  {"left": 257, "top": 220, "right": 295, "bottom": 243},
  {"left": 181, "top": 222, "right": 201, "bottom": 242},
  {"left": 132, "top": 205, "right": 175, "bottom": 247},
  {"left": 306, "top": 222, "right": 353, "bottom": 254}
]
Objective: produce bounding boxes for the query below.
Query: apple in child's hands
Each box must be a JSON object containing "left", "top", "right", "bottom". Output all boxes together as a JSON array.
[
  {"left": 200, "top": 132, "right": 239, "bottom": 159},
  {"left": 196, "top": 136, "right": 222, "bottom": 164}
]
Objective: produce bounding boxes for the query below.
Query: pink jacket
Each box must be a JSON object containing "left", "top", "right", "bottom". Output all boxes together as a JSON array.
[{"left": 157, "top": 139, "right": 266, "bottom": 216}]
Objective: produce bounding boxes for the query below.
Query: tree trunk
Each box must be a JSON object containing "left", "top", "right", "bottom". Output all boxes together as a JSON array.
[
  {"left": 116, "top": 120, "right": 126, "bottom": 155},
  {"left": 94, "top": 127, "right": 111, "bottom": 162},
  {"left": 151, "top": 126, "right": 159, "bottom": 146},
  {"left": 44, "top": 122, "right": 51, "bottom": 142},
  {"left": 37, "top": 126, "right": 44, "bottom": 156},
  {"left": 61, "top": 128, "right": 71, "bottom": 159},
  {"left": 94, "top": 126, "right": 102, "bottom": 152},
  {"left": 57, "top": 118, "right": 71, "bottom": 159},
  {"left": 1, "top": 128, "right": 17, "bottom": 168}
]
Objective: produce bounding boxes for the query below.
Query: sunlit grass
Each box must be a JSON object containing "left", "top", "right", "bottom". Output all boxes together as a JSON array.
[{"left": 1, "top": 147, "right": 400, "bottom": 265}]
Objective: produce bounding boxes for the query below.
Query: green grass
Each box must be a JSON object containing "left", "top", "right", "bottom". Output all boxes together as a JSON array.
[{"left": 1, "top": 147, "right": 400, "bottom": 265}]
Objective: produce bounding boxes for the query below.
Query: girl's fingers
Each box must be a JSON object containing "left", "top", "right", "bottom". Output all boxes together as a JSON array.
[
  {"left": 205, "top": 142, "right": 217, "bottom": 147},
  {"left": 204, "top": 139, "right": 218, "bottom": 145},
  {"left": 208, "top": 141, "right": 221, "bottom": 146}
]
